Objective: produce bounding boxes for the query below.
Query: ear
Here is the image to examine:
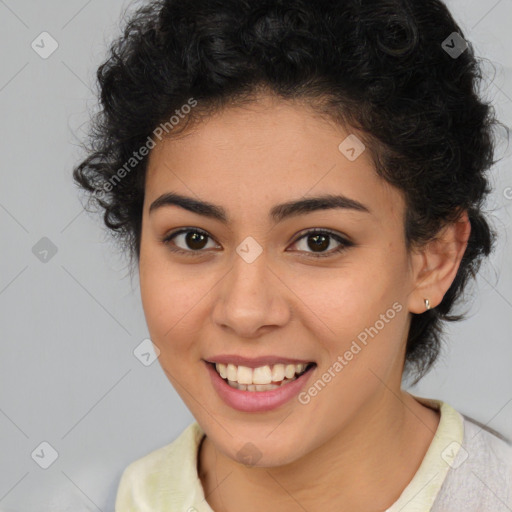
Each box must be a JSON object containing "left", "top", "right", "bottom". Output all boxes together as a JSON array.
[{"left": 407, "top": 210, "right": 471, "bottom": 314}]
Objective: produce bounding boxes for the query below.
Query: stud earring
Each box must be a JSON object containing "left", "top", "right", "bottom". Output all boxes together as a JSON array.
[{"left": 424, "top": 298, "right": 431, "bottom": 311}]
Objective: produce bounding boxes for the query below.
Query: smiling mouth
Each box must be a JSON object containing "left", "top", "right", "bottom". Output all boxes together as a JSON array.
[{"left": 207, "top": 361, "right": 316, "bottom": 392}]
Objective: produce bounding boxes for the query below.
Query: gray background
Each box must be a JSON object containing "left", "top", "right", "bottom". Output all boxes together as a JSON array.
[{"left": 0, "top": 0, "right": 511, "bottom": 511}]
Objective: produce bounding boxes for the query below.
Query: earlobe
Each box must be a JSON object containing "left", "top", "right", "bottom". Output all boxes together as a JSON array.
[{"left": 407, "top": 210, "right": 471, "bottom": 314}]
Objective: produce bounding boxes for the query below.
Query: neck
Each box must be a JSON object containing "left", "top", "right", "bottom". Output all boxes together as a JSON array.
[{"left": 198, "top": 390, "right": 440, "bottom": 512}]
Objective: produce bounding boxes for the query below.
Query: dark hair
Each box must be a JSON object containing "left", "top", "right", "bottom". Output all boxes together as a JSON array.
[{"left": 73, "top": 0, "right": 504, "bottom": 384}]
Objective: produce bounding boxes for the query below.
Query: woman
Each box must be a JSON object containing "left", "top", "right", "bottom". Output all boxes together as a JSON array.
[{"left": 73, "top": 0, "right": 512, "bottom": 510}]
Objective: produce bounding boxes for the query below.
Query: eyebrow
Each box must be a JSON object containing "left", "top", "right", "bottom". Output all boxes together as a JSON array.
[{"left": 148, "top": 192, "right": 371, "bottom": 223}]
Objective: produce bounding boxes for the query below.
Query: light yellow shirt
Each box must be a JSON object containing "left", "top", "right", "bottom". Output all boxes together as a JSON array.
[{"left": 115, "top": 396, "right": 512, "bottom": 511}]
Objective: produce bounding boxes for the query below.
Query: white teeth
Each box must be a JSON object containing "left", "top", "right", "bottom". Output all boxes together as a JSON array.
[
  {"left": 237, "top": 365, "right": 253, "bottom": 385},
  {"left": 271, "top": 364, "right": 285, "bottom": 381},
  {"left": 227, "top": 381, "right": 282, "bottom": 391},
  {"left": 214, "top": 362, "right": 310, "bottom": 387},
  {"left": 217, "top": 364, "right": 227, "bottom": 379},
  {"left": 226, "top": 363, "right": 237, "bottom": 381},
  {"left": 227, "top": 381, "right": 240, "bottom": 390},
  {"left": 252, "top": 365, "right": 272, "bottom": 385},
  {"left": 255, "top": 383, "right": 280, "bottom": 391},
  {"left": 285, "top": 364, "right": 297, "bottom": 379}
]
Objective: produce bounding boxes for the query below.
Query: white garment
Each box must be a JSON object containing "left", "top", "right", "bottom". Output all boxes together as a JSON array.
[
  {"left": 115, "top": 396, "right": 512, "bottom": 511},
  {"left": 431, "top": 415, "right": 512, "bottom": 511}
]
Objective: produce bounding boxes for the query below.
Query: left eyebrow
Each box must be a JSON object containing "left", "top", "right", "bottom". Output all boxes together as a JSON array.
[
  {"left": 270, "top": 194, "right": 371, "bottom": 222},
  {"left": 148, "top": 192, "right": 371, "bottom": 223}
]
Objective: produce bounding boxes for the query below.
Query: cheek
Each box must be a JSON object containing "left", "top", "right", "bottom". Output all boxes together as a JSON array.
[
  {"left": 139, "top": 249, "right": 211, "bottom": 357},
  {"left": 296, "top": 259, "right": 400, "bottom": 330},
  {"left": 298, "top": 269, "right": 408, "bottom": 413},
  {"left": 292, "top": 252, "right": 408, "bottom": 364}
]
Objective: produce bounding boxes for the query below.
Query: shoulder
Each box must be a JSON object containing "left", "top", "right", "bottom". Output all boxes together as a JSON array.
[
  {"left": 460, "top": 414, "right": 512, "bottom": 473},
  {"left": 114, "top": 421, "right": 206, "bottom": 512},
  {"left": 433, "top": 412, "right": 512, "bottom": 511}
]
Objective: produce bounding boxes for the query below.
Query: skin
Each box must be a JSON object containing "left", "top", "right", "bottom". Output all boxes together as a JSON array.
[{"left": 139, "top": 93, "right": 470, "bottom": 512}]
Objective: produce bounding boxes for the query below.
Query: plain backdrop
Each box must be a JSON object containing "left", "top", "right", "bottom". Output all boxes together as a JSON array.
[{"left": 0, "top": 0, "right": 511, "bottom": 511}]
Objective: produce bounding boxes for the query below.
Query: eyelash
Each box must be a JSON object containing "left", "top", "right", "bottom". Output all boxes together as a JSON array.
[{"left": 161, "top": 227, "right": 353, "bottom": 259}]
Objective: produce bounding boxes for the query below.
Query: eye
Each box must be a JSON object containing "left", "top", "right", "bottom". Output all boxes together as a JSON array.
[
  {"left": 288, "top": 229, "right": 353, "bottom": 258},
  {"left": 161, "top": 228, "right": 219, "bottom": 255},
  {"left": 161, "top": 227, "right": 353, "bottom": 259}
]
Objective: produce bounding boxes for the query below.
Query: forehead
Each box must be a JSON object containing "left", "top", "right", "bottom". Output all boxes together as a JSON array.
[{"left": 144, "top": 96, "right": 404, "bottom": 224}]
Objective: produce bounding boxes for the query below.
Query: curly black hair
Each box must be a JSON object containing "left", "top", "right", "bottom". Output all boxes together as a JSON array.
[{"left": 73, "top": 0, "right": 504, "bottom": 384}]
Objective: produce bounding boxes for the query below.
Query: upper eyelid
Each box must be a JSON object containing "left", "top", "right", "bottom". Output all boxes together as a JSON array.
[
  {"left": 163, "top": 227, "right": 220, "bottom": 246},
  {"left": 292, "top": 228, "right": 350, "bottom": 241}
]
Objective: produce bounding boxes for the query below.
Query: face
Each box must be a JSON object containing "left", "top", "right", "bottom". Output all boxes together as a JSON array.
[{"left": 139, "top": 94, "right": 418, "bottom": 466}]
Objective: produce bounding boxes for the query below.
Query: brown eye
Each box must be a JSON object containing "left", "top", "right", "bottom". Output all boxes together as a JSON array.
[
  {"left": 290, "top": 229, "right": 353, "bottom": 258},
  {"left": 162, "top": 228, "right": 219, "bottom": 254},
  {"left": 183, "top": 231, "right": 209, "bottom": 250},
  {"left": 307, "top": 233, "right": 330, "bottom": 252}
]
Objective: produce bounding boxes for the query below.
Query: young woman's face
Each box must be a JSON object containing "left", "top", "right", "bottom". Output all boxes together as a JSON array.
[{"left": 139, "top": 95, "right": 419, "bottom": 465}]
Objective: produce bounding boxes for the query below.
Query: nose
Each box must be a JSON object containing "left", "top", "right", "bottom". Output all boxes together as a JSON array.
[{"left": 211, "top": 249, "right": 291, "bottom": 338}]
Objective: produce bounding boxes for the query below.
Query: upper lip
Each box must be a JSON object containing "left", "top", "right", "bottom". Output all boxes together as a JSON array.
[{"left": 204, "top": 355, "right": 315, "bottom": 368}]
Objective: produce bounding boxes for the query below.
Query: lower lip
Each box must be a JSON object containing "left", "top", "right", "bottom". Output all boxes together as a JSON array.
[{"left": 205, "top": 361, "right": 316, "bottom": 412}]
